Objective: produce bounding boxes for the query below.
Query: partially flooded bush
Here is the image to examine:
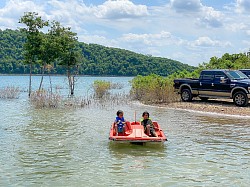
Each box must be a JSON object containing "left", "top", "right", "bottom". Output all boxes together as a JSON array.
[
  {"left": 0, "top": 86, "right": 20, "bottom": 99},
  {"left": 92, "top": 80, "right": 111, "bottom": 98},
  {"left": 30, "top": 80, "right": 127, "bottom": 109},
  {"left": 64, "top": 96, "right": 92, "bottom": 108},
  {"left": 30, "top": 89, "right": 93, "bottom": 109},
  {"left": 30, "top": 90, "right": 62, "bottom": 108},
  {"left": 130, "top": 74, "right": 178, "bottom": 104}
]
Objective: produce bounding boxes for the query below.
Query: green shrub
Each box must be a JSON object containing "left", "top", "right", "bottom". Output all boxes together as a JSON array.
[
  {"left": 130, "top": 74, "right": 178, "bottom": 104},
  {"left": 92, "top": 80, "right": 111, "bottom": 98}
]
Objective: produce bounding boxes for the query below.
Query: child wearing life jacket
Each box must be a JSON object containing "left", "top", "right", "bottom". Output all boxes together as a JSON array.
[
  {"left": 114, "top": 110, "right": 126, "bottom": 136},
  {"left": 140, "top": 111, "right": 158, "bottom": 137}
]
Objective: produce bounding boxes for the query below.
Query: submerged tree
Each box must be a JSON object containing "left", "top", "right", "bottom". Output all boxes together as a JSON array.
[
  {"left": 37, "top": 22, "right": 62, "bottom": 93},
  {"left": 19, "top": 12, "right": 49, "bottom": 97},
  {"left": 52, "top": 22, "right": 83, "bottom": 96}
]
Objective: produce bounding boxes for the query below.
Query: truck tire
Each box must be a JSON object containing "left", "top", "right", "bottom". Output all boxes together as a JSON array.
[
  {"left": 233, "top": 91, "right": 249, "bottom": 107},
  {"left": 181, "top": 89, "right": 193, "bottom": 102}
]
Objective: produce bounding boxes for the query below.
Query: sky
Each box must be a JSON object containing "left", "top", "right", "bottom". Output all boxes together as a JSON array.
[{"left": 1, "top": 0, "right": 250, "bottom": 66}]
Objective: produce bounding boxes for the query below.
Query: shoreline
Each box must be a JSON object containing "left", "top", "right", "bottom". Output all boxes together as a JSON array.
[{"left": 156, "top": 99, "right": 250, "bottom": 117}]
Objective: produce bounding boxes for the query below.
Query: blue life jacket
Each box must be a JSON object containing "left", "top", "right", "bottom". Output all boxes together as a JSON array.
[{"left": 115, "top": 116, "right": 125, "bottom": 131}]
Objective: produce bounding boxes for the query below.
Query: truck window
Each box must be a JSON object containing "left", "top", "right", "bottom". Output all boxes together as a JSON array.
[
  {"left": 214, "top": 72, "right": 227, "bottom": 83},
  {"left": 200, "top": 71, "right": 214, "bottom": 81},
  {"left": 214, "top": 73, "right": 226, "bottom": 78},
  {"left": 226, "top": 70, "right": 248, "bottom": 80},
  {"left": 239, "top": 69, "right": 250, "bottom": 77}
]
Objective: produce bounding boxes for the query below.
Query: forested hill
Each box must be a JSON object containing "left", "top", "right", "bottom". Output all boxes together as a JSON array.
[{"left": 0, "top": 29, "right": 195, "bottom": 76}]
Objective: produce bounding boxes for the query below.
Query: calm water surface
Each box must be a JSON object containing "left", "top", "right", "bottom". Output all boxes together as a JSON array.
[{"left": 0, "top": 76, "right": 249, "bottom": 186}]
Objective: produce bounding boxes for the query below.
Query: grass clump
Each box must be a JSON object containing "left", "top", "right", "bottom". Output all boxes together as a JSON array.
[
  {"left": 0, "top": 86, "right": 20, "bottom": 99},
  {"left": 30, "top": 90, "right": 62, "bottom": 108}
]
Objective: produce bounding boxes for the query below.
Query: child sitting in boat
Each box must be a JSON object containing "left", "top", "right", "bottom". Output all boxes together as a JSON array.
[
  {"left": 140, "top": 111, "right": 158, "bottom": 137},
  {"left": 114, "top": 110, "right": 126, "bottom": 136}
]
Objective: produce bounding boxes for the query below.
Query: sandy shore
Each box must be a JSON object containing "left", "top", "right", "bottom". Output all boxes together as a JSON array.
[{"left": 158, "top": 99, "right": 250, "bottom": 117}]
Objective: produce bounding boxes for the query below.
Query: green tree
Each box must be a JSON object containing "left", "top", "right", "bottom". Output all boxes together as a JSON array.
[
  {"left": 19, "top": 12, "right": 48, "bottom": 97},
  {"left": 54, "top": 22, "right": 83, "bottom": 96},
  {"left": 37, "top": 21, "right": 65, "bottom": 93}
]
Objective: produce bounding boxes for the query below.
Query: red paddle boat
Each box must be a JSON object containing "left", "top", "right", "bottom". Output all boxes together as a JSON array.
[{"left": 109, "top": 121, "right": 167, "bottom": 143}]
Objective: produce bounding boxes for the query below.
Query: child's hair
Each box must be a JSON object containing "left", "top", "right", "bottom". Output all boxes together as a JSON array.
[
  {"left": 117, "top": 110, "right": 123, "bottom": 116},
  {"left": 142, "top": 111, "right": 149, "bottom": 117}
]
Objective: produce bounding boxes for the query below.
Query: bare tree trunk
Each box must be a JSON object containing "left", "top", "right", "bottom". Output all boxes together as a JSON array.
[
  {"left": 49, "top": 75, "right": 53, "bottom": 95},
  {"left": 67, "top": 68, "right": 74, "bottom": 96},
  {"left": 70, "top": 76, "right": 74, "bottom": 96},
  {"left": 38, "top": 64, "right": 45, "bottom": 93},
  {"left": 28, "top": 63, "right": 32, "bottom": 97},
  {"left": 70, "top": 76, "right": 75, "bottom": 96}
]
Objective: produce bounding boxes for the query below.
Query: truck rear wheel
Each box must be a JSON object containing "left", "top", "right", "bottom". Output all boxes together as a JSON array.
[
  {"left": 181, "top": 89, "right": 193, "bottom": 102},
  {"left": 233, "top": 91, "right": 248, "bottom": 107}
]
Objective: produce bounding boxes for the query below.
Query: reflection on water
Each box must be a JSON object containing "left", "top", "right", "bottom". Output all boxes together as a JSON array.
[
  {"left": 109, "top": 142, "right": 166, "bottom": 157},
  {"left": 108, "top": 143, "right": 167, "bottom": 176},
  {"left": 0, "top": 76, "right": 250, "bottom": 186}
]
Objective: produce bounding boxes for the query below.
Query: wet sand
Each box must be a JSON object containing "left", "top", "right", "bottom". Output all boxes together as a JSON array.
[{"left": 159, "top": 99, "right": 250, "bottom": 117}]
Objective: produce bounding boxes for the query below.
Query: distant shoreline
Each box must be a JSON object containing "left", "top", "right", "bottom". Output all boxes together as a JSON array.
[
  {"left": 157, "top": 99, "right": 250, "bottom": 117},
  {"left": 0, "top": 74, "right": 134, "bottom": 77}
]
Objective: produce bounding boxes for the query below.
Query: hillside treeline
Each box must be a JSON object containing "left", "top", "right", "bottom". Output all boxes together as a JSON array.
[
  {"left": 0, "top": 29, "right": 194, "bottom": 76},
  {"left": 168, "top": 52, "right": 250, "bottom": 79}
]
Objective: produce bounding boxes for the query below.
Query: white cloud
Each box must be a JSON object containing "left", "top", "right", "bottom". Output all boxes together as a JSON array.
[
  {"left": 47, "top": 0, "right": 149, "bottom": 21},
  {"left": 242, "top": 40, "right": 250, "bottom": 45},
  {"left": 190, "top": 36, "right": 231, "bottom": 48},
  {"left": 94, "top": 0, "right": 149, "bottom": 19},
  {"left": 198, "top": 7, "right": 223, "bottom": 28},
  {"left": 46, "top": 0, "right": 93, "bottom": 29},
  {"left": 0, "top": 0, "right": 45, "bottom": 18},
  {"left": 236, "top": 0, "right": 250, "bottom": 13},
  {"left": 227, "top": 22, "right": 247, "bottom": 32},
  {"left": 120, "top": 31, "right": 183, "bottom": 46},
  {"left": 78, "top": 34, "right": 118, "bottom": 47},
  {"left": 169, "top": 0, "right": 223, "bottom": 28},
  {"left": 170, "top": 0, "right": 202, "bottom": 12},
  {"left": 0, "top": 0, "right": 46, "bottom": 29}
]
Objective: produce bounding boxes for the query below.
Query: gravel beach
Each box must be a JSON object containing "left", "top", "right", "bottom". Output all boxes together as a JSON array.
[{"left": 160, "top": 99, "right": 250, "bottom": 117}]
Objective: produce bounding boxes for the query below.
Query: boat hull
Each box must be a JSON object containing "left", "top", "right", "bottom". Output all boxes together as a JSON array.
[{"left": 109, "top": 121, "right": 167, "bottom": 143}]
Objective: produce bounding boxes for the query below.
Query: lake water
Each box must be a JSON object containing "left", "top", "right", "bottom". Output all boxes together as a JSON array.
[{"left": 0, "top": 75, "right": 250, "bottom": 186}]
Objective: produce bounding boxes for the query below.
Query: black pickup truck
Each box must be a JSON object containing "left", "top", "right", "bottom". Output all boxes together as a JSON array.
[{"left": 174, "top": 69, "right": 250, "bottom": 107}]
